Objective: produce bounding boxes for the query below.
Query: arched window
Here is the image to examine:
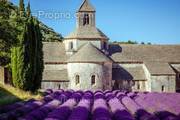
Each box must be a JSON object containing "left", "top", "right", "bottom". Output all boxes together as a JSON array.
[
  {"left": 75, "top": 75, "right": 80, "bottom": 85},
  {"left": 83, "top": 14, "right": 89, "bottom": 26},
  {"left": 161, "top": 85, "right": 165, "bottom": 92},
  {"left": 69, "top": 42, "right": 73, "bottom": 50},
  {"left": 58, "top": 84, "right": 61, "bottom": 89},
  {"left": 91, "top": 75, "right": 96, "bottom": 85},
  {"left": 137, "top": 83, "right": 140, "bottom": 90}
]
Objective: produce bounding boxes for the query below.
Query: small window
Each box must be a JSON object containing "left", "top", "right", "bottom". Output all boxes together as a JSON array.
[
  {"left": 75, "top": 75, "right": 80, "bottom": 85},
  {"left": 58, "top": 84, "right": 61, "bottom": 89},
  {"left": 69, "top": 42, "right": 73, "bottom": 49},
  {"left": 91, "top": 75, "right": 96, "bottom": 85},
  {"left": 137, "top": 82, "right": 140, "bottom": 90},
  {"left": 161, "top": 85, "right": 165, "bottom": 92},
  {"left": 83, "top": 14, "right": 89, "bottom": 25}
]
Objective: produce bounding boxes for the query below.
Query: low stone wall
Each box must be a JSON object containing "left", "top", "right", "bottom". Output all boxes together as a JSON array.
[
  {"left": 151, "top": 75, "right": 176, "bottom": 92},
  {"left": 132, "top": 80, "right": 147, "bottom": 92},
  {"left": 41, "top": 81, "right": 69, "bottom": 90},
  {"left": 0, "top": 67, "right": 5, "bottom": 84}
]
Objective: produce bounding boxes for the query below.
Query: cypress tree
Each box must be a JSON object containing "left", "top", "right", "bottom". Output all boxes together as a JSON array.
[
  {"left": 11, "top": 0, "right": 44, "bottom": 91},
  {"left": 24, "top": 18, "right": 33, "bottom": 90},
  {"left": 33, "top": 18, "right": 44, "bottom": 91},
  {"left": 19, "top": 0, "right": 25, "bottom": 17},
  {"left": 26, "top": 16, "right": 36, "bottom": 91},
  {"left": 11, "top": 23, "right": 27, "bottom": 89},
  {"left": 11, "top": 0, "right": 27, "bottom": 90},
  {"left": 26, "top": 1, "right": 31, "bottom": 17}
]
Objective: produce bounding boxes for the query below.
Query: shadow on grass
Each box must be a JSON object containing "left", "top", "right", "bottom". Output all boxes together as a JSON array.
[{"left": 0, "top": 86, "right": 22, "bottom": 106}]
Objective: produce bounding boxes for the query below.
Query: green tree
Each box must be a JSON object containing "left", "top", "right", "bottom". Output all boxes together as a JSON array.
[
  {"left": 26, "top": 1, "right": 31, "bottom": 17},
  {"left": 11, "top": 17, "right": 44, "bottom": 91},
  {"left": 141, "top": 42, "right": 145, "bottom": 44},
  {"left": 0, "top": 1, "right": 17, "bottom": 66},
  {"left": 19, "top": 0, "right": 25, "bottom": 17},
  {"left": 1, "top": 0, "right": 47, "bottom": 91},
  {"left": 33, "top": 18, "right": 44, "bottom": 91},
  {"left": 127, "top": 40, "right": 138, "bottom": 44},
  {"left": 11, "top": 24, "right": 27, "bottom": 89},
  {"left": 147, "top": 42, "right": 152, "bottom": 45},
  {"left": 11, "top": 0, "right": 44, "bottom": 91}
]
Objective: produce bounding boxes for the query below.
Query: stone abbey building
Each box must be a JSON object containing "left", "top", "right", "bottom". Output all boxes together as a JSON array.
[{"left": 42, "top": 0, "right": 180, "bottom": 92}]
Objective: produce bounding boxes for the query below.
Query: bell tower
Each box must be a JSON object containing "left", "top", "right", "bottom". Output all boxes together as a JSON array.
[
  {"left": 64, "top": 0, "right": 109, "bottom": 55},
  {"left": 76, "top": 0, "right": 96, "bottom": 28}
]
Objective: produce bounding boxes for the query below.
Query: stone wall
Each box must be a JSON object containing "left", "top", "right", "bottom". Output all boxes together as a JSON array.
[
  {"left": 176, "top": 73, "right": 180, "bottom": 91},
  {"left": 41, "top": 81, "right": 69, "bottom": 90},
  {"left": 103, "top": 62, "right": 112, "bottom": 90},
  {"left": 63, "top": 39, "right": 77, "bottom": 53},
  {"left": 171, "top": 64, "right": 180, "bottom": 91},
  {"left": 143, "top": 64, "right": 151, "bottom": 91},
  {"left": 151, "top": 75, "right": 176, "bottom": 92},
  {"left": 67, "top": 63, "right": 112, "bottom": 91},
  {"left": 131, "top": 80, "right": 147, "bottom": 92},
  {"left": 0, "top": 67, "right": 5, "bottom": 84}
]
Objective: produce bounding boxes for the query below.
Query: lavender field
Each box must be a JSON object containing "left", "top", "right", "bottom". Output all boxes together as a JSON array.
[{"left": 0, "top": 90, "right": 180, "bottom": 120}]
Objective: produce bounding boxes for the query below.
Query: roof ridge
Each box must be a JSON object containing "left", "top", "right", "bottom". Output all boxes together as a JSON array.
[
  {"left": 109, "top": 43, "right": 180, "bottom": 46},
  {"left": 67, "top": 42, "right": 113, "bottom": 63},
  {"left": 64, "top": 27, "right": 108, "bottom": 40},
  {"left": 78, "top": 0, "right": 95, "bottom": 12}
]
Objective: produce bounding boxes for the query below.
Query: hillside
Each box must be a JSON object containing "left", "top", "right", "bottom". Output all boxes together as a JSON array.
[
  {"left": 39, "top": 22, "right": 63, "bottom": 42},
  {"left": 0, "top": 1, "right": 63, "bottom": 42},
  {"left": 0, "top": 1, "right": 63, "bottom": 66},
  {"left": 0, "top": 83, "right": 42, "bottom": 106}
]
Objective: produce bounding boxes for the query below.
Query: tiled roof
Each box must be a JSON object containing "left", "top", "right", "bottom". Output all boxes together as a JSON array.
[
  {"left": 42, "top": 69, "right": 69, "bottom": 81},
  {"left": 110, "top": 44, "right": 180, "bottom": 63},
  {"left": 78, "top": 0, "right": 95, "bottom": 12},
  {"left": 112, "top": 66, "right": 146, "bottom": 81},
  {"left": 43, "top": 42, "right": 68, "bottom": 63},
  {"left": 68, "top": 43, "right": 113, "bottom": 63},
  {"left": 64, "top": 27, "right": 108, "bottom": 40},
  {"left": 144, "top": 61, "right": 175, "bottom": 75},
  {"left": 110, "top": 44, "right": 180, "bottom": 75}
]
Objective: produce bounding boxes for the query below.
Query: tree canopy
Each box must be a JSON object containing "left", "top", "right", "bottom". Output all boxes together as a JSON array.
[
  {"left": 10, "top": 0, "right": 44, "bottom": 91},
  {"left": 0, "top": 1, "right": 62, "bottom": 67}
]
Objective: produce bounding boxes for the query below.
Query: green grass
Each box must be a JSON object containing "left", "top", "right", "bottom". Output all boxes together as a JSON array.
[{"left": 0, "top": 84, "right": 42, "bottom": 106}]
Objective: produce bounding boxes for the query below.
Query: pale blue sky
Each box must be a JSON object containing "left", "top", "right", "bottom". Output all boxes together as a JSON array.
[{"left": 11, "top": 0, "right": 180, "bottom": 44}]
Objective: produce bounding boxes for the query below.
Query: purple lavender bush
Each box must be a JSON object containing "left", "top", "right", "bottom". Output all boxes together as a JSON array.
[
  {"left": 68, "top": 98, "right": 92, "bottom": 120},
  {"left": 92, "top": 98, "right": 111, "bottom": 120},
  {"left": 1, "top": 90, "right": 180, "bottom": 120},
  {"left": 108, "top": 97, "right": 134, "bottom": 120},
  {"left": 45, "top": 95, "right": 79, "bottom": 120}
]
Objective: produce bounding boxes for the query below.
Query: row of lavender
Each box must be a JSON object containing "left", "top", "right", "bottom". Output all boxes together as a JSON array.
[{"left": 0, "top": 89, "right": 180, "bottom": 120}]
